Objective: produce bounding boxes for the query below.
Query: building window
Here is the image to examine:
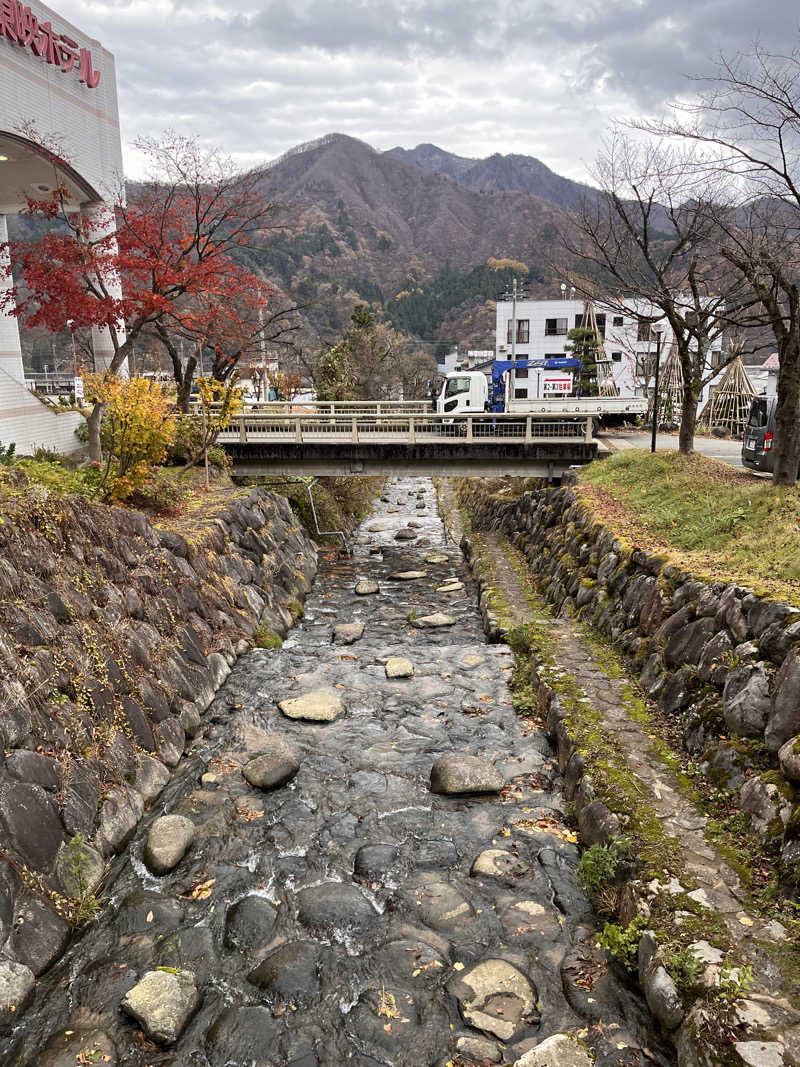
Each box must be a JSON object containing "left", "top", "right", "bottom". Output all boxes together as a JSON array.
[
  {"left": 506, "top": 319, "right": 530, "bottom": 344},
  {"left": 595, "top": 314, "right": 606, "bottom": 336},
  {"left": 637, "top": 320, "right": 653, "bottom": 342},
  {"left": 545, "top": 318, "right": 568, "bottom": 336},
  {"left": 613, "top": 316, "right": 624, "bottom": 327},
  {"left": 514, "top": 387, "right": 527, "bottom": 399},
  {"left": 574, "top": 314, "right": 583, "bottom": 329},
  {"left": 514, "top": 368, "right": 528, "bottom": 378},
  {"left": 611, "top": 351, "right": 622, "bottom": 362},
  {"left": 636, "top": 354, "right": 650, "bottom": 377}
]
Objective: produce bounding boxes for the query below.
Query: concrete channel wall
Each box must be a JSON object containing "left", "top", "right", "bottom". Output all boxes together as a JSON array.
[{"left": 0, "top": 487, "right": 317, "bottom": 995}]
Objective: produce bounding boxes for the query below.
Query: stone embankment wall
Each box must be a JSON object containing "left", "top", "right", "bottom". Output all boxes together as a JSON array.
[
  {"left": 466, "top": 481, "right": 800, "bottom": 887},
  {"left": 0, "top": 487, "right": 316, "bottom": 985}
]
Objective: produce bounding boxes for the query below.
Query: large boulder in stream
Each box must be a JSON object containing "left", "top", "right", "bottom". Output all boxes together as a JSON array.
[
  {"left": 242, "top": 733, "right": 300, "bottom": 790},
  {"left": 296, "top": 882, "right": 378, "bottom": 936},
  {"left": 120, "top": 968, "right": 200, "bottom": 1044},
  {"left": 448, "top": 958, "right": 538, "bottom": 1041},
  {"left": 143, "top": 814, "right": 196, "bottom": 875},
  {"left": 430, "top": 754, "right": 504, "bottom": 795},
  {"left": 279, "top": 689, "right": 344, "bottom": 722}
]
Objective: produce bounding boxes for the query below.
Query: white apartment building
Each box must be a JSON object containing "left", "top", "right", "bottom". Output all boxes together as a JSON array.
[
  {"left": 495, "top": 298, "right": 725, "bottom": 404},
  {"left": 0, "top": 0, "right": 124, "bottom": 453}
]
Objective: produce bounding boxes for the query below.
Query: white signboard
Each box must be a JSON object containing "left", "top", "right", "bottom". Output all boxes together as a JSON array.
[
  {"left": 73, "top": 375, "right": 84, "bottom": 403},
  {"left": 542, "top": 374, "right": 573, "bottom": 395}
]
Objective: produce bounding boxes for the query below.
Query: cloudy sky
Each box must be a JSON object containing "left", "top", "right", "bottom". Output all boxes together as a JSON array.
[{"left": 55, "top": 0, "right": 797, "bottom": 181}]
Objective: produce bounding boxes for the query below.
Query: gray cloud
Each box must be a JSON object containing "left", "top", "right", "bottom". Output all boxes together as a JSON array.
[{"left": 49, "top": 0, "right": 798, "bottom": 179}]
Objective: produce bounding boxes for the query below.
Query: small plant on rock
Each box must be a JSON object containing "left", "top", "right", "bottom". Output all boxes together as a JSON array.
[
  {"left": 662, "top": 944, "right": 704, "bottom": 994},
  {"left": 254, "top": 623, "right": 282, "bottom": 649},
  {"left": 596, "top": 913, "right": 647, "bottom": 972}
]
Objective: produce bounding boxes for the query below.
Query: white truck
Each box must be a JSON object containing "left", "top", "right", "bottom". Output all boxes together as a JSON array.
[{"left": 434, "top": 360, "right": 647, "bottom": 421}]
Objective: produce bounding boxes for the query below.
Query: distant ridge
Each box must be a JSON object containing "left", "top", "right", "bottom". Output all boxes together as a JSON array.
[{"left": 385, "top": 143, "right": 593, "bottom": 206}]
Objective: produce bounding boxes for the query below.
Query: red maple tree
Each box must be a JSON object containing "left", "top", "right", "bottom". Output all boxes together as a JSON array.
[{"left": 0, "top": 134, "right": 298, "bottom": 458}]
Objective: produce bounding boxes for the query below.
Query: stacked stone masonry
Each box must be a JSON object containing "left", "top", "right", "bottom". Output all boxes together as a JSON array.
[
  {"left": 0, "top": 487, "right": 316, "bottom": 991},
  {"left": 471, "top": 481, "right": 800, "bottom": 889}
]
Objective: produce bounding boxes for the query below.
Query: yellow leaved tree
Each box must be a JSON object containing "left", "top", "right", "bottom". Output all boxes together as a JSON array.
[{"left": 84, "top": 374, "right": 176, "bottom": 502}]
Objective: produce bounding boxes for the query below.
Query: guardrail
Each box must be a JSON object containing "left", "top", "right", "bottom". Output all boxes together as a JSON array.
[
  {"left": 208, "top": 399, "right": 433, "bottom": 416},
  {"left": 217, "top": 412, "right": 595, "bottom": 445}
]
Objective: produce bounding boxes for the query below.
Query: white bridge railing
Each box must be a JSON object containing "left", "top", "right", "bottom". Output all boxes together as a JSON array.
[
  {"left": 217, "top": 412, "right": 595, "bottom": 445},
  {"left": 238, "top": 400, "right": 433, "bottom": 416}
]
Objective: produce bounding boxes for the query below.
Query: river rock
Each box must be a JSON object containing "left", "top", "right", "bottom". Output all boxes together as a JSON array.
[
  {"left": 425, "top": 554, "right": 448, "bottom": 564},
  {"left": 778, "top": 736, "right": 800, "bottom": 783},
  {"left": 205, "top": 1006, "right": 279, "bottom": 1064},
  {"left": 390, "top": 570, "right": 427, "bottom": 581},
  {"left": 471, "top": 849, "right": 529, "bottom": 878},
  {"left": 0, "top": 782, "right": 64, "bottom": 870},
  {"left": 243, "top": 734, "right": 300, "bottom": 790},
  {"left": 333, "top": 622, "right": 365, "bottom": 645},
  {"left": 457, "top": 1035, "right": 502, "bottom": 1063},
  {"left": 297, "top": 882, "right": 378, "bottom": 935},
  {"left": 247, "top": 940, "right": 327, "bottom": 1004},
  {"left": 353, "top": 843, "right": 399, "bottom": 883},
  {"left": 766, "top": 648, "right": 800, "bottom": 752},
  {"left": 355, "top": 579, "right": 379, "bottom": 595},
  {"left": 157, "top": 926, "right": 216, "bottom": 985},
  {"left": 733, "top": 1042, "right": 786, "bottom": 1067},
  {"left": 368, "top": 521, "right": 392, "bottom": 532},
  {"left": 120, "top": 969, "right": 200, "bottom": 1044},
  {"left": 39, "top": 1028, "right": 117, "bottom": 1067},
  {"left": 413, "top": 612, "right": 455, "bottom": 628},
  {"left": 225, "top": 894, "right": 278, "bottom": 950},
  {"left": 143, "top": 814, "right": 196, "bottom": 875},
  {"left": 643, "top": 964, "right": 685, "bottom": 1030},
  {"left": 438, "top": 581, "right": 464, "bottom": 592},
  {"left": 515, "top": 1033, "right": 594, "bottom": 1067},
  {"left": 0, "top": 960, "right": 35, "bottom": 1026},
  {"left": 414, "top": 880, "right": 476, "bottom": 931},
  {"left": 55, "top": 837, "right": 105, "bottom": 898},
  {"left": 10, "top": 897, "right": 70, "bottom": 975},
  {"left": 430, "top": 754, "right": 504, "bottom": 795},
  {"left": 449, "top": 958, "right": 537, "bottom": 1041},
  {"left": 386, "top": 657, "right": 414, "bottom": 679},
  {"left": 723, "top": 664, "right": 772, "bottom": 737},
  {"left": 394, "top": 529, "right": 417, "bottom": 541},
  {"left": 279, "top": 689, "right": 344, "bottom": 722}
]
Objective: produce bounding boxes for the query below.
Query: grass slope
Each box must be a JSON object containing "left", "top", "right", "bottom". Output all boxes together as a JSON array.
[{"left": 580, "top": 450, "right": 800, "bottom": 606}]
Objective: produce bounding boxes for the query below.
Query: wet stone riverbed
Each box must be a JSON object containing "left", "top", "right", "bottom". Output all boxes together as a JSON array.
[{"left": 1, "top": 478, "right": 673, "bottom": 1067}]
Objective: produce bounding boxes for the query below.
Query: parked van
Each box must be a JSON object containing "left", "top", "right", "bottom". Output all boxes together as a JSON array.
[{"left": 742, "top": 396, "right": 777, "bottom": 473}]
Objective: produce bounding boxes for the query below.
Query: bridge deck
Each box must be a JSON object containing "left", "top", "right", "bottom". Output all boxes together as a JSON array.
[{"left": 218, "top": 412, "right": 598, "bottom": 476}]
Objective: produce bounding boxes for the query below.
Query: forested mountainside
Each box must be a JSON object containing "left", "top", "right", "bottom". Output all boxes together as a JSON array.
[{"left": 246, "top": 134, "right": 575, "bottom": 346}]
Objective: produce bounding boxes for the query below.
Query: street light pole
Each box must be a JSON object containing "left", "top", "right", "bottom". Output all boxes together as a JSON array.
[{"left": 651, "top": 324, "right": 664, "bottom": 453}]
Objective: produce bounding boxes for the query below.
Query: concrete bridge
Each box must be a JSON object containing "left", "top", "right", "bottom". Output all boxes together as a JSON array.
[{"left": 217, "top": 409, "right": 600, "bottom": 477}]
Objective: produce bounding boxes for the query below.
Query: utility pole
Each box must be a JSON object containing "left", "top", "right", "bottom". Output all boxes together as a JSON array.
[
  {"left": 651, "top": 323, "right": 665, "bottom": 453},
  {"left": 511, "top": 277, "right": 518, "bottom": 363}
]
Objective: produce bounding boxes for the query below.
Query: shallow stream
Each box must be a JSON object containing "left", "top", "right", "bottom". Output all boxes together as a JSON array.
[{"left": 1, "top": 478, "right": 672, "bottom": 1067}]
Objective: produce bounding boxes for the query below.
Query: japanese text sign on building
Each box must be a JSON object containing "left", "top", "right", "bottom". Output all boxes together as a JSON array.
[{"left": 0, "top": 0, "right": 101, "bottom": 88}]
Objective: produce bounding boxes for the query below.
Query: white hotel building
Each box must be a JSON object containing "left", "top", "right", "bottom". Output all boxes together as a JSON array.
[
  {"left": 494, "top": 298, "right": 725, "bottom": 404},
  {"left": 0, "top": 0, "right": 124, "bottom": 453}
]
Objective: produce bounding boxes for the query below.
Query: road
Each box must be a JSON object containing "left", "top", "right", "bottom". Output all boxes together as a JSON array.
[{"left": 600, "top": 431, "right": 747, "bottom": 468}]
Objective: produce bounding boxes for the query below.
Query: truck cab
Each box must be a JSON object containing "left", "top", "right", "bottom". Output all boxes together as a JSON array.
[{"left": 436, "top": 372, "right": 489, "bottom": 415}]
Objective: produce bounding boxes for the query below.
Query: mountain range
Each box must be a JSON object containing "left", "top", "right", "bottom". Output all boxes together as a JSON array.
[{"left": 252, "top": 134, "right": 589, "bottom": 348}]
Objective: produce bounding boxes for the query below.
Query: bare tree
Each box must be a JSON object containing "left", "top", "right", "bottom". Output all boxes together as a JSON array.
[
  {"left": 560, "top": 131, "right": 754, "bottom": 454},
  {"left": 638, "top": 46, "right": 800, "bottom": 483}
]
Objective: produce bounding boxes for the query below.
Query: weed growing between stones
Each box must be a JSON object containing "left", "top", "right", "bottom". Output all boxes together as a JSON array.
[
  {"left": 596, "top": 915, "right": 648, "bottom": 971},
  {"left": 253, "top": 624, "right": 283, "bottom": 649}
]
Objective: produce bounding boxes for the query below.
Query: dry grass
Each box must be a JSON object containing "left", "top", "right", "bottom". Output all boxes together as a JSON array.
[{"left": 579, "top": 450, "right": 800, "bottom": 606}]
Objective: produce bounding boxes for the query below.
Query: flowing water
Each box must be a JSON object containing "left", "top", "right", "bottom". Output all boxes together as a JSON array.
[{"left": 1, "top": 478, "right": 673, "bottom": 1067}]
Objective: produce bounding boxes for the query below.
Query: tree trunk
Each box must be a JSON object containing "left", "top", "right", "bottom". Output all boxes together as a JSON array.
[
  {"left": 177, "top": 352, "right": 198, "bottom": 413},
  {"left": 86, "top": 402, "right": 106, "bottom": 463},
  {"left": 773, "top": 339, "right": 800, "bottom": 485},
  {"left": 678, "top": 382, "right": 699, "bottom": 455}
]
